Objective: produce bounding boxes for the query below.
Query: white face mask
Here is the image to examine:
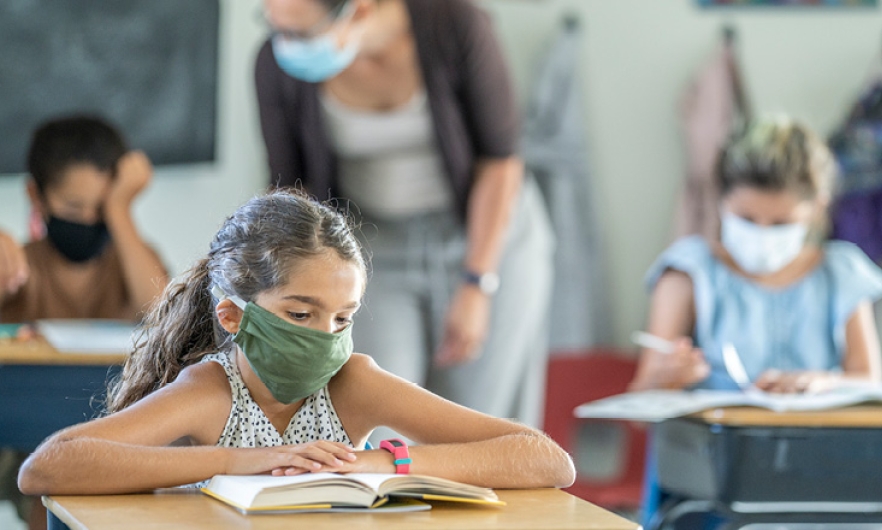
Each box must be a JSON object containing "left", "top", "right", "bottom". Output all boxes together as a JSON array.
[{"left": 720, "top": 212, "right": 808, "bottom": 275}]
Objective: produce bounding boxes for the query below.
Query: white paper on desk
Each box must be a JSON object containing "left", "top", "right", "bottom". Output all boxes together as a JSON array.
[
  {"left": 574, "top": 388, "right": 882, "bottom": 422},
  {"left": 36, "top": 319, "right": 136, "bottom": 354}
]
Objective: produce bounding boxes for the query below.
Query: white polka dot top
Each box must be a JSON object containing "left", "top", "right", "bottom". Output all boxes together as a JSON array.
[
  {"left": 184, "top": 349, "right": 352, "bottom": 488},
  {"left": 203, "top": 349, "right": 352, "bottom": 448},
  {"left": 202, "top": 350, "right": 352, "bottom": 447}
]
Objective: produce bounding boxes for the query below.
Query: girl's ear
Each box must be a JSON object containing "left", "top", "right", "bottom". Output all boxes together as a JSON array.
[
  {"left": 216, "top": 299, "right": 244, "bottom": 335},
  {"left": 25, "top": 179, "right": 46, "bottom": 217},
  {"left": 351, "top": 0, "right": 375, "bottom": 22}
]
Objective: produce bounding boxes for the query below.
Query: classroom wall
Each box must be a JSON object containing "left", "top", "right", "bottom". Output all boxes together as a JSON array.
[
  {"left": 0, "top": 0, "right": 269, "bottom": 275},
  {"left": 2, "top": 0, "right": 881, "bottom": 347},
  {"left": 485, "top": 0, "right": 882, "bottom": 347}
]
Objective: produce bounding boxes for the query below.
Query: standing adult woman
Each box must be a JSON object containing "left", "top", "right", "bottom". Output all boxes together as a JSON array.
[{"left": 256, "top": 0, "right": 553, "bottom": 427}]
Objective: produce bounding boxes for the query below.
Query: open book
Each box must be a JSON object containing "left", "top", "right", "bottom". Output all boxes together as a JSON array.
[
  {"left": 575, "top": 387, "right": 882, "bottom": 423},
  {"left": 202, "top": 472, "right": 505, "bottom": 514},
  {"left": 35, "top": 319, "right": 136, "bottom": 354}
]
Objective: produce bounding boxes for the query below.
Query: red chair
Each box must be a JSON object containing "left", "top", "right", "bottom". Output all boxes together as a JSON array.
[{"left": 543, "top": 349, "right": 646, "bottom": 510}]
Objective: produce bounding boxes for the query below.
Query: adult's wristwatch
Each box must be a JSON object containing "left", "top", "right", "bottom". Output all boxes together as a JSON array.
[{"left": 462, "top": 269, "right": 500, "bottom": 295}]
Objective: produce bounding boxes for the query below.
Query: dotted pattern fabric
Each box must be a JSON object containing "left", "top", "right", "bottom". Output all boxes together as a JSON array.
[{"left": 186, "top": 349, "right": 352, "bottom": 488}]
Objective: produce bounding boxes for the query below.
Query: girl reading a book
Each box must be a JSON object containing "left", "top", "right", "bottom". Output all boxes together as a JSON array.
[
  {"left": 18, "top": 190, "right": 575, "bottom": 495},
  {"left": 629, "top": 115, "right": 882, "bottom": 394}
]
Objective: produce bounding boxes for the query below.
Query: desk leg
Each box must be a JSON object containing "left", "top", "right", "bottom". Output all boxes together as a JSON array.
[
  {"left": 46, "top": 510, "right": 70, "bottom": 530},
  {"left": 641, "top": 424, "right": 659, "bottom": 529},
  {"left": 652, "top": 499, "right": 728, "bottom": 530}
]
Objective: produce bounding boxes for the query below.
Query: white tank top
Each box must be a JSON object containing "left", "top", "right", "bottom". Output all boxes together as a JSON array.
[{"left": 320, "top": 89, "right": 454, "bottom": 219}]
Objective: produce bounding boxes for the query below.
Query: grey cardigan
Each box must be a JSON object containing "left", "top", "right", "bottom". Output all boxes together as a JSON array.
[{"left": 254, "top": 0, "right": 520, "bottom": 219}]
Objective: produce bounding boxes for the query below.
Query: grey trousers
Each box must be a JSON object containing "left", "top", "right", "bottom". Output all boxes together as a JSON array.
[{"left": 353, "top": 179, "right": 554, "bottom": 434}]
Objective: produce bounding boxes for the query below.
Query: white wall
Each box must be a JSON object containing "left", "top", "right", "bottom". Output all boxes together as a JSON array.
[{"left": 2, "top": 0, "right": 881, "bottom": 346}]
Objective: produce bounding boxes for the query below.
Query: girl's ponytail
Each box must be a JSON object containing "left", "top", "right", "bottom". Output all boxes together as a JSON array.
[
  {"left": 105, "top": 189, "right": 365, "bottom": 413},
  {"left": 106, "top": 257, "right": 224, "bottom": 413}
]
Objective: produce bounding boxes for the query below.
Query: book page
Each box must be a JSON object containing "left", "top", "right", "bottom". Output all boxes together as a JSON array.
[
  {"left": 747, "top": 386, "right": 882, "bottom": 412},
  {"left": 575, "top": 387, "right": 882, "bottom": 421},
  {"left": 202, "top": 473, "right": 502, "bottom": 511},
  {"left": 36, "top": 319, "right": 136, "bottom": 354},
  {"left": 309, "top": 473, "right": 502, "bottom": 504},
  {"left": 203, "top": 473, "right": 379, "bottom": 510},
  {"left": 351, "top": 474, "right": 501, "bottom": 504},
  {"left": 238, "top": 497, "right": 432, "bottom": 514},
  {"left": 574, "top": 390, "right": 751, "bottom": 422}
]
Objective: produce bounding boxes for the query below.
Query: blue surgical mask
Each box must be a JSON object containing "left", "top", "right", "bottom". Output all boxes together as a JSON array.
[
  {"left": 720, "top": 212, "right": 808, "bottom": 275},
  {"left": 271, "top": 32, "right": 358, "bottom": 83}
]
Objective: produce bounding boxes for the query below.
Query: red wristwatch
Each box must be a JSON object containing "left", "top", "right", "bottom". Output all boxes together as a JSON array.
[{"left": 379, "top": 438, "right": 411, "bottom": 474}]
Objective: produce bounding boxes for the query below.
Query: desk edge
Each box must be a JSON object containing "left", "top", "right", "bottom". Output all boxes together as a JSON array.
[{"left": 43, "top": 496, "right": 88, "bottom": 530}]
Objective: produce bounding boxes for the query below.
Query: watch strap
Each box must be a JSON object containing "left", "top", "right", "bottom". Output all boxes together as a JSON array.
[
  {"left": 462, "top": 269, "right": 500, "bottom": 295},
  {"left": 379, "top": 438, "right": 411, "bottom": 474}
]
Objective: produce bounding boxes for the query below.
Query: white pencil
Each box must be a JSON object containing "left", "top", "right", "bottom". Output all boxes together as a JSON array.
[{"left": 630, "top": 331, "right": 676, "bottom": 355}]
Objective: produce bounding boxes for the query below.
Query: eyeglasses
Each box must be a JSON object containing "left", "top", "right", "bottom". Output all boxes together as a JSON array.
[{"left": 263, "top": 0, "right": 353, "bottom": 43}]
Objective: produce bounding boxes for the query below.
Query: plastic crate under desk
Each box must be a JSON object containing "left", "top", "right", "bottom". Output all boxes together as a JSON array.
[{"left": 656, "top": 417, "right": 882, "bottom": 506}]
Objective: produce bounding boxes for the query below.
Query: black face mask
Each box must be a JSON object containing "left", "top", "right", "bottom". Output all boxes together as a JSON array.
[{"left": 45, "top": 216, "right": 110, "bottom": 263}]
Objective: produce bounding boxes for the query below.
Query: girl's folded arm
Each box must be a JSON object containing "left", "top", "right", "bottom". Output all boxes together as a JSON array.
[
  {"left": 18, "top": 362, "right": 234, "bottom": 495},
  {"left": 331, "top": 354, "right": 576, "bottom": 489}
]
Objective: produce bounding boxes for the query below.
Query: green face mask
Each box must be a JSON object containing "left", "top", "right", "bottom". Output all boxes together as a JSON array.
[{"left": 213, "top": 286, "right": 353, "bottom": 404}]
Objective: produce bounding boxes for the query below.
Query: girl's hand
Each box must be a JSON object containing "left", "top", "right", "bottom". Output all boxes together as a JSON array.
[
  {"left": 755, "top": 370, "right": 838, "bottom": 394},
  {"left": 0, "top": 231, "right": 28, "bottom": 295},
  {"left": 226, "top": 441, "right": 357, "bottom": 476},
  {"left": 107, "top": 150, "right": 152, "bottom": 211},
  {"left": 321, "top": 449, "right": 396, "bottom": 475},
  {"left": 434, "top": 285, "right": 491, "bottom": 367},
  {"left": 641, "top": 337, "right": 710, "bottom": 390}
]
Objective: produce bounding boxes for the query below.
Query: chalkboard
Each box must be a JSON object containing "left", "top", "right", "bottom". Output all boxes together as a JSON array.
[{"left": 0, "top": 0, "right": 219, "bottom": 174}]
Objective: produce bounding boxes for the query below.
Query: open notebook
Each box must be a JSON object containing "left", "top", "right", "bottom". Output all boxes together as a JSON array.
[
  {"left": 575, "top": 387, "right": 882, "bottom": 422},
  {"left": 35, "top": 319, "right": 136, "bottom": 354}
]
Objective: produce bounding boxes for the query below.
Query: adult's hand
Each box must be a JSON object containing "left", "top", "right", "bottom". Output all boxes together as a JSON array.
[{"left": 433, "top": 285, "right": 492, "bottom": 368}]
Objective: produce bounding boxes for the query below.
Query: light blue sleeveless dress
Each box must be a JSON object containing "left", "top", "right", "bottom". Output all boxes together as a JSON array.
[
  {"left": 641, "top": 236, "right": 882, "bottom": 529},
  {"left": 646, "top": 236, "right": 882, "bottom": 390}
]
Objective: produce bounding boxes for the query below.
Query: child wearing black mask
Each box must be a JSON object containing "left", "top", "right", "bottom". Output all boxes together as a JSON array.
[
  {"left": 0, "top": 115, "right": 169, "bottom": 323},
  {"left": 0, "top": 115, "right": 168, "bottom": 529}
]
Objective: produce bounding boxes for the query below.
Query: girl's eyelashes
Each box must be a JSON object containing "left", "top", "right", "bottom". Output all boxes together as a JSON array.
[{"left": 285, "top": 312, "right": 353, "bottom": 326}]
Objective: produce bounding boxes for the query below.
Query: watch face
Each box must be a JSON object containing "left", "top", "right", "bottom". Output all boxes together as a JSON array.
[
  {"left": 479, "top": 273, "right": 500, "bottom": 294},
  {"left": 463, "top": 270, "right": 500, "bottom": 294}
]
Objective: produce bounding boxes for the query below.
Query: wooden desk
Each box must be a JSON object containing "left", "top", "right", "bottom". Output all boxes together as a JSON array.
[
  {"left": 0, "top": 339, "right": 125, "bottom": 451},
  {"left": 43, "top": 488, "right": 642, "bottom": 530},
  {"left": 0, "top": 337, "right": 126, "bottom": 366},
  {"left": 694, "top": 405, "right": 882, "bottom": 428}
]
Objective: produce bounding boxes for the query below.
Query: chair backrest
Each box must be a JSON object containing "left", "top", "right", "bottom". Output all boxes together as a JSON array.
[{"left": 543, "top": 348, "right": 646, "bottom": 510}]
